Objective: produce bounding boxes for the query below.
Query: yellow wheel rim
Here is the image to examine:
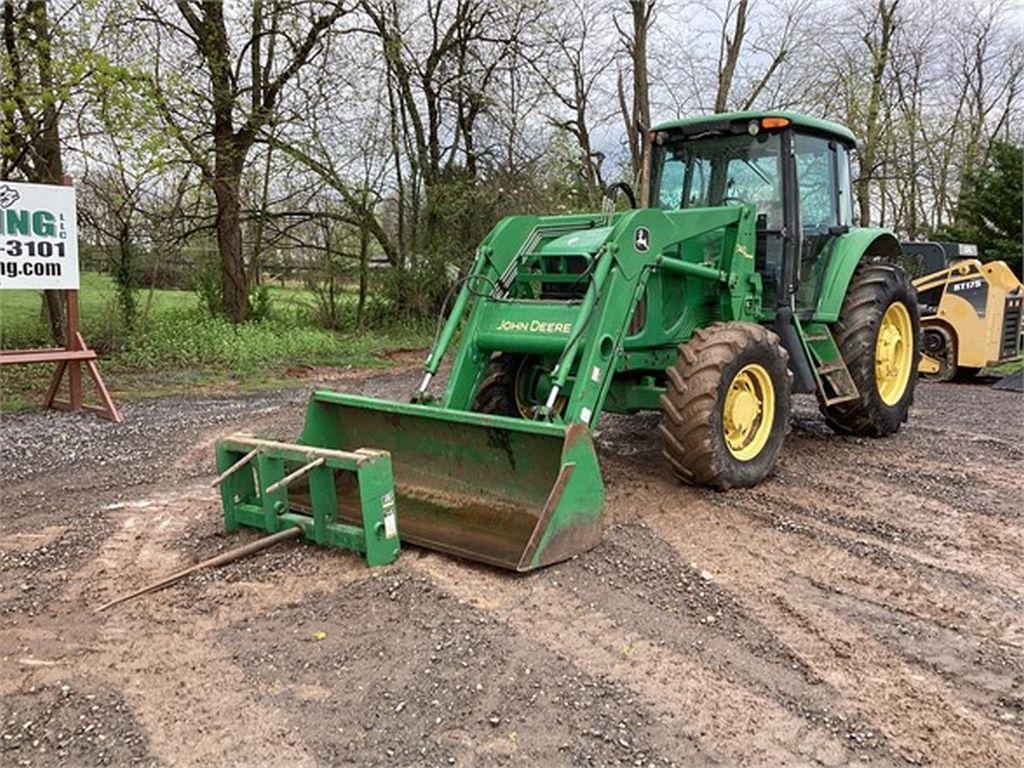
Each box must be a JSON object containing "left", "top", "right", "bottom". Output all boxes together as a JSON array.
[
  {"left": 723, "top": 363, "right": 775, "bottom": 461},
  {"left": 875, "top": 302, "right": 913, "bottom": 405}
]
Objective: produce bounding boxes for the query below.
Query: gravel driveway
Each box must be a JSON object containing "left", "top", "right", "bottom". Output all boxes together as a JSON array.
[{"left": 1, "top": 367, "right": 1021, "bottom": 767}]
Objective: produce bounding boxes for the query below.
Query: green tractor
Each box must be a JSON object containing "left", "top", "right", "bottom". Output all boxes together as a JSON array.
[{"left": 215, "top": 111, "right": 920, "bottom": 571}]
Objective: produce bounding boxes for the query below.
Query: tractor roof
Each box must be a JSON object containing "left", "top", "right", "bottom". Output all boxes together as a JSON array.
[{"left": 653, "top": 110, "right": 857, "bottom": 145}]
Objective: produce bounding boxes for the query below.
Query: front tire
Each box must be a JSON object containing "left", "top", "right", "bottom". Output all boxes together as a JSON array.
[
  {"left": 821, "top": 263, "right": 920, "bottom": 436},
  {"left": 473, "top": 354, "right": 525, "bottom": 417},
  {"left": 473, "top": 354, "right": 563, "bottom": 418},
  {"left": 659, "top": 322, "right": 792, "bottom": 490}
]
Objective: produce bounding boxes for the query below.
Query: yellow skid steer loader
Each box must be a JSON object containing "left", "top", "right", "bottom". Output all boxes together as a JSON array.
[{"left": 900, "top": 242, "right": 1023, "bottom": 381}]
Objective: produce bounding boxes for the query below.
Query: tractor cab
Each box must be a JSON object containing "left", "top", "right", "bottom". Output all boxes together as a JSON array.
[{"left": 650, "top": 111, "right": 857, "bottom": 315}]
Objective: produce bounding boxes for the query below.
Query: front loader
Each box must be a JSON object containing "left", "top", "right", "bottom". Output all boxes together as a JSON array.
[{"left": 215, "top": 111, "right": 921, "bottom": 571}]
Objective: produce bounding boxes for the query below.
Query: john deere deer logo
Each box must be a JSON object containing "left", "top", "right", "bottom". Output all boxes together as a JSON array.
[{"left": 634, "top": 226, "right": 650, "bottom": 252}]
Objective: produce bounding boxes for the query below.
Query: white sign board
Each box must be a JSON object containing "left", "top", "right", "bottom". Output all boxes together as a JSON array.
[{"left": 0, "top": 181, "right": 79, "bottom": 290}]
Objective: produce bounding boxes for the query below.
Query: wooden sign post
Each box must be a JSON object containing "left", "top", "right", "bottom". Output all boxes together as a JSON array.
[{"left": 0, "top": 177, "right": 121, "bottom": 422}]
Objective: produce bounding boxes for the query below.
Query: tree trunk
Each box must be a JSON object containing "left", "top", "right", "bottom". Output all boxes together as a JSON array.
[
  {"left": 20, "top": 0, "right": 65, "bottom": 342},
  {"left": 621, "top": 1, "right": 653, "bottom": 178},
  {"left": 715, "top": 0, "right": 749, "bottom": 113},
  {"left": 212, "top": 155, "right": 249, "bottom": 322},
  {"left": 631, "top": 0, "right": 651, "bottom": 174},
  {"left": 357, "top": 222, "right": 369, "bottom": 330},
  {"left": 856, "top": 0, "right": 898, "bottom": 227}
]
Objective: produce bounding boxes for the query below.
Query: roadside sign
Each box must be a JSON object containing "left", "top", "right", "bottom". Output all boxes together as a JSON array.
[{"left": 0, "top": 180, "right": 79, "bottom": 290}]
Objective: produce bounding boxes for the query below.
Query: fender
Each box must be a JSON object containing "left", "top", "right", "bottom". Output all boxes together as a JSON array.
[{"left": 814, "top": 228, "right": 901, "bottom": 322}]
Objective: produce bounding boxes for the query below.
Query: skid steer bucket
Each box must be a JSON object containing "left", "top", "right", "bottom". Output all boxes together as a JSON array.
[{"left": 290, "top": 390, "right": 605, "bottom": 571}]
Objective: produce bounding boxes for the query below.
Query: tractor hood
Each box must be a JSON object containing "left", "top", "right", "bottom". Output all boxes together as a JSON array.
[{"left": 536, "top": 225, "right": 614, "bottom": 255}]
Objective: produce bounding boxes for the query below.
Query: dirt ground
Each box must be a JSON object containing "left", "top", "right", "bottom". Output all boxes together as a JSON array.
[{"left": 1, "top": 361, "right": 1021, "bottom": 767}]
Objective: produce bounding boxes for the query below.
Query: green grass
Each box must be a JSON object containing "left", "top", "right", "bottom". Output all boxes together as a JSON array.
[
  {"left": 0, "top": 272, "right": 330, "bottom": 349},
  {"left": 986, "top": 358, "right": 1023, "bottom": 375},
  {"left": 0, "top": 273, "right": 433, "bottom": 411}
]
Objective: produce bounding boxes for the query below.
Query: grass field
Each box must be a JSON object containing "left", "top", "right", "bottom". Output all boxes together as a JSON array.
[{"left": 0, "top": 273, "right": 433, "bottom": 410}]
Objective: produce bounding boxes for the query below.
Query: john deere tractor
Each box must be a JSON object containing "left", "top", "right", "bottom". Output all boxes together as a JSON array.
[{"left": 215, "top": 111, "right": 920, "bottom": 571}]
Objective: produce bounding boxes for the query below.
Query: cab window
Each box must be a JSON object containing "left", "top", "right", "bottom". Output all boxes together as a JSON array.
[
  {"left": 794, "top": 133, "right": 838, "bottom": 230},
  {"left": 653, "top": 132, "right": 783, "bottom": 229},
  {"left": 794, "top": 133, "right": 842, "bottom": 307}
]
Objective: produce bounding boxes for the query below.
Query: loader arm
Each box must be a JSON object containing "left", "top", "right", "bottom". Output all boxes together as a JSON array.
[{"left": 424, "top": 204, "right": 760, "bottom": 427}]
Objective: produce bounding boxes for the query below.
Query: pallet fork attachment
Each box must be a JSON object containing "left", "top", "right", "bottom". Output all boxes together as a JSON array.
[{"left": 215, "top": 434, "right": 401, "bottom": 567}]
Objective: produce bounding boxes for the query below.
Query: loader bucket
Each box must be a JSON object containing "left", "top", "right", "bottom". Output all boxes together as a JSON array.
[{"left": 291, "top": 391, "right": 605, "bottom": 571}]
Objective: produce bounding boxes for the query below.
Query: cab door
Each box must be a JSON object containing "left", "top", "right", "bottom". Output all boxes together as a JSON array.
[{"left": 790, "top": 133, "right": 854, "bottom": 311}]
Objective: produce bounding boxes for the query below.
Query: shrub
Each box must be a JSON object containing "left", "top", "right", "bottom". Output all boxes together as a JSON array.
[{"left": 119, "top": 308, "right": 343, "bottom": 371}]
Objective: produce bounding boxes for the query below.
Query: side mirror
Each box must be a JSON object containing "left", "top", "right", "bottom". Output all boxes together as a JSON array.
[{"left": 603, "top": 181, "right": 638, "bottom": 209}]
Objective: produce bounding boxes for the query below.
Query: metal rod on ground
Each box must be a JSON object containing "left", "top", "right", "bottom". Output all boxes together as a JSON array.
[
  {"left": 211, "top": 449, "right": 259, "bottom": 487},
  {"left": 95, "top": 526, "right": 303, "bottom": 613},
  {"left": 264, "top": 457, "right": 325, "bottom": 494}
]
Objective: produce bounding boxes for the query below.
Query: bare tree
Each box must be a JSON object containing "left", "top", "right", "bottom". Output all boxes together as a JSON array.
[
  {"left": 616, "top": 0, "right": 655, "bottom": 178},
  {"left": 2, "top": 0, "right": 70, "bottom": 341},
  {"left": 534, "top": 0, "right": 614, "bottom": 199},
  {"left": 138, "top": 0, "right": 351, "bottom": 322},
  {"left": 713, "top": 0, "right": 748, "bottom": 112},
  {"left": 854, "top": 0, "right": 899, "bottom": 225}
]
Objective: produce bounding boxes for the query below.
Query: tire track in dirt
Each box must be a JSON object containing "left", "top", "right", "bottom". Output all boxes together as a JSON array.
[
  {"left": 216, "top": 568, "right": 686, "bottom": 767},
  {"left": 721, "top": 492, "right": 1024, "bottom": 644},
  {"left": 410, "top": 547, "right": 883, "bottom": 767},
  {"left": 642, "top": 497, "right": 1024, "bottom": 767},
  {"left": 783, "top": 465, "right": 1021, "bottom": 578},
  {"left": 804, "top": 585, "right": 1024, "bottom": 737}
]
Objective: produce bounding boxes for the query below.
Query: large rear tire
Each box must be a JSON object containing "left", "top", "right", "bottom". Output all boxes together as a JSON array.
[
  {"left": 821, "top": 263, "right": 920, "bottom": 436},
  {"left": 659, "top": 322, "right": 792, "bottom": 490}
]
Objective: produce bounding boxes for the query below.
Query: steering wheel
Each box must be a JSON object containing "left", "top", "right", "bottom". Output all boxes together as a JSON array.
[{"left": 723, "top": 195, "right": 746, "bottom": 206}]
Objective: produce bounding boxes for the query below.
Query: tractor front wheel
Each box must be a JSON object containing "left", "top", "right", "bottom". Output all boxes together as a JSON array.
[
  {"left": 659, "top": 322, "right": 792, "bottom": 490},
  {"left": 474, "top": 354, "right": 563, "bottom": 418},
  {"left": 474, "top": 354, "right": 527, "bottom": 417},
  {"left": 821, "top": 263, "right": 920, "bottom": 436}
]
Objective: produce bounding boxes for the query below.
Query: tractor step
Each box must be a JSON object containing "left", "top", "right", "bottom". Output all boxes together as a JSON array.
[
  {"left": 795, "top": 320, "right": 860, "bottom": 405},
  {"left": 214, "top": 434, "right": 401, "bottom": 567},
  {"left": 821, "top": 392, "right": 860, "bottom": 406},
  {"left": 816, "top": 363, "right": 846, "bottom": 375}
]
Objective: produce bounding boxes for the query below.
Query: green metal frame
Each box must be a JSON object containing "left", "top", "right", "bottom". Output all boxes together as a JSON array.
[
  {"left": 215, "top": 435, "right": 401, "bottom": 567},
  {"left": 417, "top": 203, "right": 762, "bottom": 425},
  {"left": 814, "top": 228, "right": 902, "bottom": 322}
]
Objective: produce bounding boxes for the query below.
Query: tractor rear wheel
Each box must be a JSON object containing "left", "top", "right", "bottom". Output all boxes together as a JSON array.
[
  {"left": 659, "top": 322, "right": 792, "bottom": 490},
  {"left": 821, "top": 263, "right": 920, "bottom": 436}
]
